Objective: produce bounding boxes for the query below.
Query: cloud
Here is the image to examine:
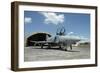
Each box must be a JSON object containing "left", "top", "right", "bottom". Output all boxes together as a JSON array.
[
  {"left": 24, "top": 17, "right": 32, "bottom": 24},
  {"left": 67, "top": 32, "right": 74, "bottom": 35},
  {"left": 67, "top": 32, "right": 90, "bottom": 42},
  {"left": 79, "top": 36, "right": 89, "bottom": 41},
  {"left": 39, "top": 12, "right": 64, "bottom": 25}
]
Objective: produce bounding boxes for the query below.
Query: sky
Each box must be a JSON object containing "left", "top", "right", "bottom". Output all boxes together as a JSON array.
[{"left": 24, "top": 11, "right": 90, "bottom": 40}]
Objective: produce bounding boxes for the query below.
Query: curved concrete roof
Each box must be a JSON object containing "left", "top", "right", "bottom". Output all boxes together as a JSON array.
[{"left": 28, "top": 32, "right": 52, "bottom": 38}]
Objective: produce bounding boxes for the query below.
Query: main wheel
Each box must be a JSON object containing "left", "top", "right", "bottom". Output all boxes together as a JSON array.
[{"left": 60, "top": 43, "right": 67, "bottom": 51}]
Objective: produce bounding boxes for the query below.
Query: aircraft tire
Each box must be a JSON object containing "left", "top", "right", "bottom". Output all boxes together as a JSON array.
[{"left": 60, "top": 44, "right": 67, "bottom": 51}]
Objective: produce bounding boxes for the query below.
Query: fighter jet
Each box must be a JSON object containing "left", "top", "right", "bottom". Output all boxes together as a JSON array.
[{"left": 46, "top": 27, "right": 81, "bottom": 51}]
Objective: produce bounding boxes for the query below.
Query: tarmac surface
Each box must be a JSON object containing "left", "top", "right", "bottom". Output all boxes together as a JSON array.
[{"left": 24, "top": 46, "right": 90, "bottom": 62}]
